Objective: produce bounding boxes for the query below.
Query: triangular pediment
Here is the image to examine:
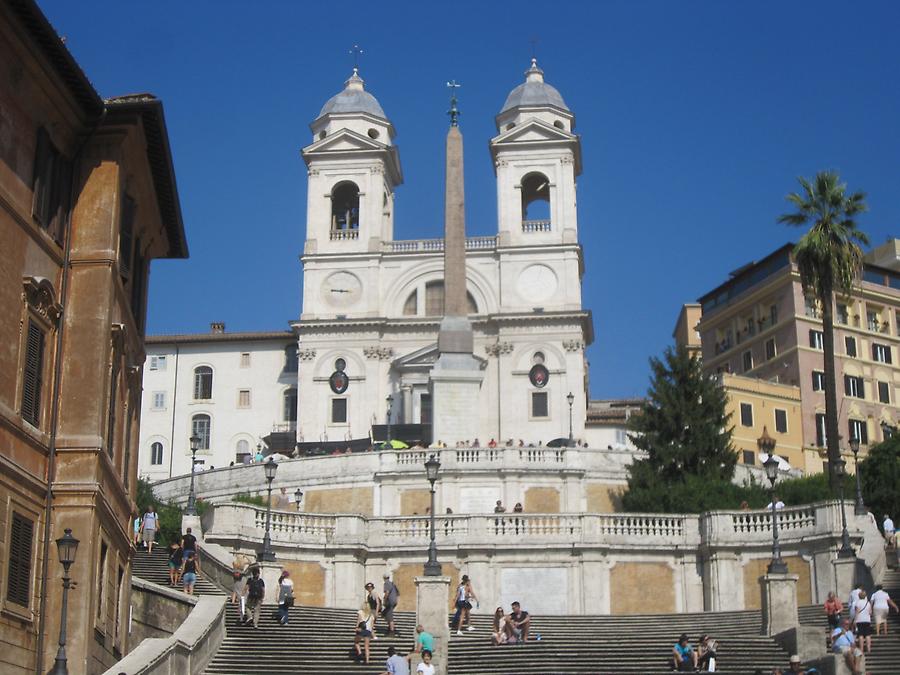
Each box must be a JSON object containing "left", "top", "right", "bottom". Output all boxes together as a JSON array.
[
  {"left": 492, "top": 118, "right": 575, "bottom": 145},
  {"left": 303, "top": 128, "right": 387, "bottom": 155},
  {"left": 392, "top": 343, "right": 440, "bottom": 370}
]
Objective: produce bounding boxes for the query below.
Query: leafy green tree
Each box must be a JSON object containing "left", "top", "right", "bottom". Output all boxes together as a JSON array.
[
  {"left": 858, "top": 437, "right": 900, "bottom": 528},
  {"left": 778, "top": 170, "right": 868, "bottom": 488},
  {"left": 624, "top": 345, "right": 736, "bottom": 511}
]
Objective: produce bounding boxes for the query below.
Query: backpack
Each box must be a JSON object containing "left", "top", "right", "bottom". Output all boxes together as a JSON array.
[{"left": 248, "top": 577, "right": 265, "bottom": 600}]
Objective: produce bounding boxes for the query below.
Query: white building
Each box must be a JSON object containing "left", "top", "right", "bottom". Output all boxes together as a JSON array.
[{"left": 138, "top": 324, "right": 297, "bottom": 479}]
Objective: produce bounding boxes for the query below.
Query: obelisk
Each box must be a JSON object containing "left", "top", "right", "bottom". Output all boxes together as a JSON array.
[{"left": 429, "top": 81, "right": 484, "bottom": 446}]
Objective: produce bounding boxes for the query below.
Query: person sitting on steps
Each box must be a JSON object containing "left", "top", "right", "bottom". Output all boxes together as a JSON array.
[
  {"left": 505, "top": 601, "right": 530, "bottom": 643},
  {"left": 670, "top": 633, "right": 697, "bottom": 671}
]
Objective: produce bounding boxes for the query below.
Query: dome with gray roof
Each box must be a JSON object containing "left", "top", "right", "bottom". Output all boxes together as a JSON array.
[
  {"left": 500, "top": 59, "right": 569, "bottom": 113},
  {"left": 318, "top": 69, "right": 387, "bottom": 120}
]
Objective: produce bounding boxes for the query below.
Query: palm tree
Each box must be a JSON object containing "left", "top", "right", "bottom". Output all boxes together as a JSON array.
[{"left": 778, "top": 171, "right": 868, "bottom": 488}]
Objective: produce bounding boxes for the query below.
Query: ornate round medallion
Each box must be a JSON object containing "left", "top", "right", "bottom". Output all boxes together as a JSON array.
[
  {"left": 529, "top": 364, "right": 549, "bottom": 388},
  {"left": 516, "top": 264, "right": 558, "bottom": 303},
  {"left": 329, "top": 370, "right": 349, "bottom": 394},
  {"left": 321, "top": 271, "right": 362, "bottom": 308}
]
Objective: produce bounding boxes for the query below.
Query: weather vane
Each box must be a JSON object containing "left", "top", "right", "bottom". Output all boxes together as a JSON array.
[
  {"left": 447, "top": 80, "right": 461, "bottom": 126},
  {"left": 349, "top": 44, "right": 363, "bottom": 71}
]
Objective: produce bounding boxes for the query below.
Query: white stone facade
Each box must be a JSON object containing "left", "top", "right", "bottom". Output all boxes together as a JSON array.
[{"left": 138, "top": 331, "right": 297, "bottom": 479}]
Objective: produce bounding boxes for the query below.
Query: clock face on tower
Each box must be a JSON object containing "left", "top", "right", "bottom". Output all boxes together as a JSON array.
[{"left": 321, "top": 271, "right": 362, "bottom": 308}]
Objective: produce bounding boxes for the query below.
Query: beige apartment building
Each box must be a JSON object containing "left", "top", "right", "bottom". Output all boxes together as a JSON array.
[
  {"left": 672, "top": 303, "right": 702, "bottom": 359},
  {"left": 697, "top": 241, "right": 900, "bottom": 473}
]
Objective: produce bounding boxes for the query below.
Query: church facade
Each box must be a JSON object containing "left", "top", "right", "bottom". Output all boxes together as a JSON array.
[{"left": 295, "top": 60, "right": 593, "bottom": 446}]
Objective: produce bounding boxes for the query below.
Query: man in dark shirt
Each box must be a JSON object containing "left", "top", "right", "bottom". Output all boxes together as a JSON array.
[
  {"left": 507, "top": 601, "right": 531, "bottom": 642},
  {"left": 181, "top": 527, "right": 198, "bottom": 556}
]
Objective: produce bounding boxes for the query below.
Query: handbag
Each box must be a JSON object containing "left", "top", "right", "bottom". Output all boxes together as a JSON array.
[{"left": 284, "top": 595, "right": 295, "bottom": 607}]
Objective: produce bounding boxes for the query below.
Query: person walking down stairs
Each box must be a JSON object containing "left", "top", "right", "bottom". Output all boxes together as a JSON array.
[{"left": 242, "top": 566, "right": 265, "bottom": 629}]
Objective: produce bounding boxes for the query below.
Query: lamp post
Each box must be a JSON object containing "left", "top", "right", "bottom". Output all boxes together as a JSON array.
[
  {"left": 763, "top": 452, "right": 788, "bottom": 574},
  {"left": 850, "top": 436, "right": 866, "bottom": 516},
  {"left": 386, "top": 394, "right": 394, "bottom": 446},
  {"left": 566, "top": 392, "right": 575, "bottom": 446},
  {"left": 47, "top": 528, "right": 79, "bottom": 675},
  {"left": 835, "top": 456, "right": 855, "bottom": 558},
  {"left": 294, "top": 488, "right": 303, "bottom": 512},
  {"left": 185, "top": 435, "right": 200, "bottom": 516},
  {"left": 260, "top": 458, "right": 278, "bottom": 562},
  {"left": 423, "top": 454, "right": 442, "bottom": 576}
]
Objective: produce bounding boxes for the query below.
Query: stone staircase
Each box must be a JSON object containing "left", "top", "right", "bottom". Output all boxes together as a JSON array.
[{"left": 130, "top": 546, "right": 226, "bottom": 597}]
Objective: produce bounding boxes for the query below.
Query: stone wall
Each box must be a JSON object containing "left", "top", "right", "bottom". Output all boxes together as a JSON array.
[{"left": 130, "top": 577, "right": 196, "bottom": 645}]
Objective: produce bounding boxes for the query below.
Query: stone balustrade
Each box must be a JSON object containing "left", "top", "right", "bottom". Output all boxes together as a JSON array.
[{"left": 383, "top": 235, "right": 497, "bottom": 253}]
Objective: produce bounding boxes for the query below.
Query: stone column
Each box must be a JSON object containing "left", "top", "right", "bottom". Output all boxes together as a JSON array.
[
  {"left": 258, "top": 561, "right": 285, "bottom": 605},
  {"left": 415, "top": 575, "right": 452, "bottom": 675},
  {"left": 831, "top": 557, "right": 856, "bottom": 601},
  {"left": 760, "top": 573, "right": 799, "bottom": 636}
]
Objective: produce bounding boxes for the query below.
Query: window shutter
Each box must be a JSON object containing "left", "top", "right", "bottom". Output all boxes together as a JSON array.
[
  {"left": 6, "top": 513, "right": 34, "bottom": 607},
  {"left": 844, "top": 375, "right": 851, "bottom": 396},
  {"left": 21, "top": 321, "right": 45, "bottom": 426},
  {"left": 49, "top": 155, "right": 72, "bottom": 243},
  {"left": 31, "top": 128, "right": 53, "bottom": 226}
]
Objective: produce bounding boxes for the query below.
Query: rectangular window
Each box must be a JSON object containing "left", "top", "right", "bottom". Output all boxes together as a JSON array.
[
  {"left": 804, "top": 296, "right": 819, "bottom": 318},
  {"left": 740, "top": 402, "right": 753, "bottom": 427},
  {"left": 331, "top": 398, "right": 347, "bottom": 424},
  {"left": 31, "top": 127, "right": 72, "bottom": 242},
  {"left": 765, "top": 338, "right": 776, "bottom": 361},
  {"left": 151, "top": 391, "right": 166, "bottom": 410},
  {"left": 531, "top": 392, "right": 549, "bottom": 418},
  {"left": 20, "top": 320, "right": 46, "bottom": 427},
  {"left": 844, "top": 375, "right": 864, "bottom": 398},
  {"left": 873, "top": 343, "right": 892, "bottom": 364},
  {"left": 849, "top": 419, "right": 868, "bottom": 445},
  {"left": 240, "top": 352, "right": 251, "bottom": 368},
  {"left": 878, "top": 381, "right": 890, "bottom": 404},
  {"left": 6, "top": 513, "right": 34, "bottom": 607},
  {"left": 812, "top": 371, "right": 825, "bottom": 391},
  {"left": 837, "top": 304, "right": 849, "bottom": 325},
  {"left": 742, "top": 350, "right": 753, "bottom": 372},
  {"left": 770, "top": 304, "right": 778, "bottom": 325},
  {"left": 149, "top": 355, "right": 167, "bottom": 371},
  {"left": 867, "top": 310, "right": 880, "bottom": 332},
  {"left": 97, "top": 541, "right": 108, "bottom": 622},
  {"left": 815, "top": 413, "right": 827, "bottom": 447},
  {"left": 845, "top": 336, "right": 857, "bottom": 357},
  {"left": 774, "top": 409, "right": 788, "bottom": 434},
  {"left": 114, "top": 566, "right": 125, "bottom": 644},
  {"left": 741, "top": 450, "right": 755, "bottom": 465},
  {"left": 238, "top": 389, "right": 251, "bottom": 408},
  {"left": 809, "top": 330, "right": 824, "bottom": 350},
  {"left": 615, "top": 429, "right": 627, "bottom": 445}
]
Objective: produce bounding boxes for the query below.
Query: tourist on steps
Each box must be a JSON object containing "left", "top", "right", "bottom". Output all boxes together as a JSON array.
[
  {"left": 451, "top": 575, "right": 477, "bottom": 634},
  {"left": 670, "top": 633, "right": 697, "bottom": 671},
  {"left": 181, "top": 527, "right": 198, "bottom": 558},
  {"left": 851, "top": 589, "right": 873, "bottom": 653},
  {"left": 140, "top": 505, "right": 159, "bottom": 554},
  {"left": 354, "top": 601, "right": 375, "bottom": 664},
  {"left": 167, "top": 541, "right": 183, "bottom": 587},
  {"left": 276, "top": 570, "right": 294, "bottom": 625},
  {"left": 697, "top": 634, "right": 717, "bottom": 671},
  {"left": 506, "top": 601, "right": 530, "bottom": 643},
  {"left": 831, "top": 619, "right": 865, "bottom": 675},
  {"left": 413, "top": 624, "right": 434, "bottom": 655},
  {"left": 871, "top": 583, "right": 898, "bottom": 635},
  {"left": 491, "top": 607, "right": 508, "bottom": 645},
  {"left": 230, "top": 556, "right": 247, "bottom": 605},
  {"left": 383, "top": 573, "right": 400, "bottom": 636},
  {"left": 823, "top": 591, "right": 843, "bottom": 631},
  {"left": 365, "top": 582, "right": 383, "bottom": 638},
  {"left": 416, "top": 649, "right": 435, "bottom": 675},
  {"left": 181, "top": 550, "right": 201, "bottom": 595},
  {"left": 379, "top": 645, "right": 410, "bottom": 675},
  {"left": 243, "top": 566, "right": 265, "bottom": 629}
]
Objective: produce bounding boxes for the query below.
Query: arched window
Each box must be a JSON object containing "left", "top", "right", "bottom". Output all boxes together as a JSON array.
[
  {"left": 236, "top": 439, "right": 250, "bottom": 463},
  {"left": 193, "top": 366, "right": 212, "bottom": 400},
  {"left": 191, "top": 414, "right": 211, "bottom": 450},
  {"left": 150, "top": 442, "right": 164, "bottom": 465},
  {"left": 423, "top": 281, "right": 478, "bottom": 316},
  {"left": 403, "top": 289, "right": 418, "bottom": 316},
  {"left": 283, "top": 388, "right": 298, "bottom": 422},
  {"left": 521, "top": 172, "right": 551, "bottom": 229},
  {"left": 331, "top": 181, "right": 360, "bottom": 232},
  {"left": 284, "top": 344, "right": 298, "bottom": 372}
]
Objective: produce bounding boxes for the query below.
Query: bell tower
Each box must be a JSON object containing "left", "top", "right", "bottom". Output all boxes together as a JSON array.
[
  {"left": 490, "top": 59, "right": 581, "bottom": 247},
  {"left": 301, "top": 69, "right": 403, "bottom": 255}
]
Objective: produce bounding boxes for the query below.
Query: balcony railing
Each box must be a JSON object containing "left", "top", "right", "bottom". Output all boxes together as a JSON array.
[
  {"left": 272, "top": 422, "right": 297, "bottom": 433},
  {"left": 384, "top": 236, "right": 497, "bottom": 253},
  {"left": 330, "top": 229, "right": 359, "bottom": 240},
  {"left": 522, "top": 219, "right": 552, "bottom": 232}
]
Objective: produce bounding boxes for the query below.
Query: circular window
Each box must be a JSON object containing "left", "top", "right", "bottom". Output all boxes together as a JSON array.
[
  {"left": 533, "top": 351, "right": 545, "bottom": 365},
  {"left": 329, "top": 370, "right": 349, "bottom": 394},
  {"left": 335, "top": 358, "right": 346, "bottom": 372},
  {"left": 367, "top": 128, "right": 380, "bottom": 139},
  {"left": 529, "top": 364, "right": 549, "bottom": 388},
  {"left": 553, "top": 120, "right": 565, "bottom": 130},
  {"left": 318, "top": 131, "right": 326, "bottom": 140},
  {"left": 506, "top": 123, "right": 515, "bottom": 130}
]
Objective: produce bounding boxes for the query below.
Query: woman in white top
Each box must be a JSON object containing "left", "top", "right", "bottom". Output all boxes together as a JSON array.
[
  {"left": 276, "top": 570, "right": 294, "bottom": 625},
  {"left": 851, "top": 589, "right": 873, "bottom": 653},
  {"left": 871, "top": 584, "right": 899, "bottom": 635},
  {"left": 354, "top": 603, "right": 374, "bottom": 665}
]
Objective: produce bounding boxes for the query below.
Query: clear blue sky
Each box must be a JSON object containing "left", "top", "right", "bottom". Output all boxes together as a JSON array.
[{"left": 42, "top": 1, "right": 900, "bottom": 399}]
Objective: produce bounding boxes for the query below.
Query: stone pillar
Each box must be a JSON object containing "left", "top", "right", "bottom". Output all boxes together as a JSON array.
[
  {"left": 831, "top": 557, "right": 856, "bottom": 601},
  {"left": 415, "top": 575, "right": 452, "bottom": 675},
  {"left": 760, "top": 573, "right": 799, "bottom": 636},
  {"left": 182, "top": 514, "right": 203, "bottom": 540},
  {"left": 257, "top": 561, "right": 284, "bottom": 604}
]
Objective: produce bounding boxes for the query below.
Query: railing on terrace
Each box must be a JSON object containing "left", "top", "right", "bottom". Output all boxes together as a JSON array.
[
  {"left": 729, "top": 505, "right": 817, "bottom": 534},
  {"left": 384, "top": 236, "right": 497, "bottom": 253},
  {"left": 522, "top": 219, "right": 552, "bottom": 232},
  {"left": 330, "top": 229, "right": 359, "bottom": 240}
]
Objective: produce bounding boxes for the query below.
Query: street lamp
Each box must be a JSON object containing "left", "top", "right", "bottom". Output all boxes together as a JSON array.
[
  {"left": 834, "top": 456, "right": 855, "bottom": 559},
  {"left": 185, "top": 435, "right": 200, "bottom": 516},
  {"left": 423, "top": 454, "right": 442, "bottom": 576},
  {"left": 763, "top": 452, "right": 788, "bottom": 574},
  {"left": 294, "top": 488, "right": 303, "bottom": 512},
  {"left": 566, "top": 392, "right": 575, "bottom": 446},
  {"left": 386, "top": 394, "right": 394, "bottom": 446},
  {"left": 850, "top": 436, "right": 866, "bottom": 516},
  {"left": 47, "top": 528, "right": 79, "bottom": 675},
  {"left": 260, "top": 458, "right": 278, "bottom": 562}
]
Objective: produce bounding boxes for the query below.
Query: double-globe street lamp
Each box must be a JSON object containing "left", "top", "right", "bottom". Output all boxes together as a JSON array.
[
  {"left": 47, "top": 528, "right": 79, "bottom": 675},
  {"left": 849, "top": 436, "right": 866, "bottom": 516},
  {"left": 295, "top": 488, "right": 304, "bottom": 512},
  {"left": 423, "top": 454, "right": 442, "bottom": 576},
  {"left": 761, "top": 434, "right": 788, "bottom": 574},
  {"left": 260, "top": 458, "right": 279, "bottom": 562},
  {"left": 835, "top": 455, "right": 856, "bottom": 559},
  {"left": 566, "top": 392, "right": 575, "bottom": 446},
  {"left": 185, "top": 435, "right": 201, "bottom": 516}
]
